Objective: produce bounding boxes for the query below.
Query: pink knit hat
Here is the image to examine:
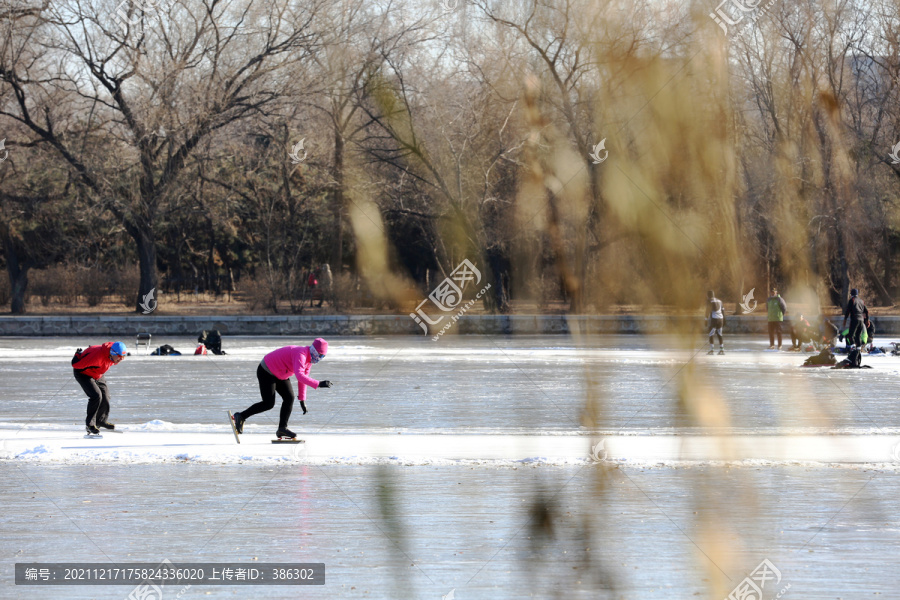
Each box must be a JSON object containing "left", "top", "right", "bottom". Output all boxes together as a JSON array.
[{"left": 312, "top": 338, "right": 328, "bottom": 356}]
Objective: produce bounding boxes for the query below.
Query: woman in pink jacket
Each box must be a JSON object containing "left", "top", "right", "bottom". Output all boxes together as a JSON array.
[{"left": 232, "top": 338, "right": 332, "bottom": 439}]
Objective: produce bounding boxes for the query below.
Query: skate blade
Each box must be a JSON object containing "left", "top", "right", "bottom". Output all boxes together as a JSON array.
[
  {"left": 84, "top": 434, "right": 103, "bottom": 439},
  {"left": 272, "top": 439, "right": 304, "bottom": 444},
  {"left": 227, "top": 410, "right": 241, "bottom": 444}
]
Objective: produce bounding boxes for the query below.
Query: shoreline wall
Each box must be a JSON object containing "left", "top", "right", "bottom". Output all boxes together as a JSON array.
[{"left": 0, "top": 314, "right": 892, "bottom": 336}]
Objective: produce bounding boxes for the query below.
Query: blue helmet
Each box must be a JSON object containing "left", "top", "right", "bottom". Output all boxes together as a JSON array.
[{"left": 110, "top": 341, "right": 127, "bottom": 357}]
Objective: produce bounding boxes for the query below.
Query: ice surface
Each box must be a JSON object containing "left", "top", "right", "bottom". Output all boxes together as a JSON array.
[
  {"left": 3, "top": 426, "right": 900, "bottom": 466},
  {"left": 3, "top": 334, "right": 900, "bottom": 434},
  {"left": 2, "top": 334, "right": 899, "bottom": 598},
  {"left": 2, "top": 463, "right": 900, "bottom": 599}
]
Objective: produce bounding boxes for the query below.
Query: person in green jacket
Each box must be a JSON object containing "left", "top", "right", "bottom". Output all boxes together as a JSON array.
[{"left": 766, "top": 287, "right": 788, "bottom": 349}]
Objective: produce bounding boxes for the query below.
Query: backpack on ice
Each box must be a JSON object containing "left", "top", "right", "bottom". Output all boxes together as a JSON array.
[
  {"left": 151, "top": 344, "right": 181, "bottom": 356},
  {"left": 832, "top": 347, "right": 870, "bottom": 369},
  {"left": 803, "top": 349, "right": 836, "bottom": 366}
]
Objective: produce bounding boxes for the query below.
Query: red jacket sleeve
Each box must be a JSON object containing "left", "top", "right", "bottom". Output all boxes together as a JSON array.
[{"left": 72, "top": 343, "right": 114, "bottom": 380}]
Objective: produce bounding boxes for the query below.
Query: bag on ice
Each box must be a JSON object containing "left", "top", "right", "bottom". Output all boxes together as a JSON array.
[{"left": 803, "top": 349, "right": 836, "bottom": 366}]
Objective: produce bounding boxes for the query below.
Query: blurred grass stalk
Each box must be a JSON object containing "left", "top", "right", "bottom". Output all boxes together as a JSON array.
[{"left": 355, "top": 0, "right": 860, "bottom": 594}]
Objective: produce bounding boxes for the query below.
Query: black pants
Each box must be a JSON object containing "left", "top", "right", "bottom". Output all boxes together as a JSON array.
[
  {"left": 768, "top": 322, "right": 783, "bottom": 347},
  {"left": 848, "top": 320, "right": 864, "bottom": 347},
  {"left": 242, "top": 365, "right": 295, "bottom": 429},
  {"left": 75, "top": 371, "right": 110, "bottom": 428}
]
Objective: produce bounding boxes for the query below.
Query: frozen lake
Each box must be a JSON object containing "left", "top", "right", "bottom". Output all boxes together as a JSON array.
[
  {"left": 2, "top": 463, "right": 899, "bottom": 599},
  {"left": 2, "top": 334, "right": 900, "bottom": 435},
  {"left": 1, "top": 334, "right": 899, "bottom": 599}
]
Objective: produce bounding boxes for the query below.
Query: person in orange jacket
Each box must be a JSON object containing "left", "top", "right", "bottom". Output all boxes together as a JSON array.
[{"left": 72, "top": 341, "right": 127, "bottom": 435}]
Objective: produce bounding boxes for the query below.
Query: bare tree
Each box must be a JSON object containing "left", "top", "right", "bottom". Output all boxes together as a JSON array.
[
  {"left": 0, "top": 0, "right": 323, "bottom": 311},
  {"left": 305, "top": 0, "right": 431, "bottom": 276}
]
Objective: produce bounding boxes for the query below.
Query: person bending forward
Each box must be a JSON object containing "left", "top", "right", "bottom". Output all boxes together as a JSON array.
[
  {"left": 232, "top": 338, "right": 332, "bottom": 439},
  {"left": 72, "top": 341, "right": 127, "bottom": 435}
]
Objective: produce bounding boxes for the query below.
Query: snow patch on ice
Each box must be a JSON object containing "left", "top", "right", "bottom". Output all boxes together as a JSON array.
[
  {"left": 18, "top": 445, "right": 51, "bottom": 456},
  {"left": 4, "top": 428, "right": 900, "bottom": 468},
  {"left": 133, "top": 419, "right": 176, "bottom": 431}
]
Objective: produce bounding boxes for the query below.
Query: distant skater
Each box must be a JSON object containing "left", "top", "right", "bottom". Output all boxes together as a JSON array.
[
  {"left": 706, "top": 290, "right": 725, "bottom": 355},
  {"left": 72, "top": 341, "right": 127, "bottom": 435},
  {"left": 307, "top": 270, "right": 319, "bottom": 308},
  {"left": 841, "top": 289, "right": 868, "bottom": 348},
  {"left": 232, "top": 338, "right": 332, "bottom": 440},
  {"left": 766, "top": 287, "right": 787, "bottom": 349}
]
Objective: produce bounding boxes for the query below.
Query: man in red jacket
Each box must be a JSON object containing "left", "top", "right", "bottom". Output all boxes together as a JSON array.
[{"left": 72, "top": 341, "right": 127, "bottom": 435}]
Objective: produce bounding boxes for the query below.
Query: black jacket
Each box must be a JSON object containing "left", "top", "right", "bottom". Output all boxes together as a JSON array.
[{"left": 843, "top": 296, "right": 868, "bottom": 323}]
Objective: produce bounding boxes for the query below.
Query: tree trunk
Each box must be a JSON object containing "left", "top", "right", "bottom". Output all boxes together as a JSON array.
[
  {"left": 858, "top": 250, "right": 893, "bottom": 306},
  {"left": 207, "top": 217, "right": 216, "bottom": 294},
  {"left": 836, "top": 227, "right": 849, "bottom": 310},
  {"left": 2, "top": 230, "right": 29, "bottom": 314},
  {"left": 7, "top": 262, "right": 29, "bottom": 315},
  {"left": 332, "top": 125, "right": 345, "bottom": 275},
  {"left": 174, "top": 237, "right": 185, "bottom": 299},
  {"left": 486, "top": 246, "right": 510, "bottom": 313},
  {"left": 9, "top": 267, "right": 28, "bottom": 314},
  {"left": 133, "top": 229, "right": 159, "bottom": 313},
  {"left": 883, "top": 227, "right": 892, "bottom": 301}
]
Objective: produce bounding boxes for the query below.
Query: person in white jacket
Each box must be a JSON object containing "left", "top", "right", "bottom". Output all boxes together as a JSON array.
[{"left": 706, "top": 290, "right": 725, "bottom": 355}]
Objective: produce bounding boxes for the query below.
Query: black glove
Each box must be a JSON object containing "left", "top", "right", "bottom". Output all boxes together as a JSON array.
[
  {"left": 300, "top": 400, "right": 307, "bottom": 414},
  {"left": 319, "top": 380, "right": 332, "bottom": 388}
]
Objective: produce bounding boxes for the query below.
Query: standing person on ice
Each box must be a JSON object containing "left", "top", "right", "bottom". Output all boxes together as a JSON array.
[
  {"left": 706, "top": 290, "right": 725, "bottom": 355},
  {"left": 841, "top": 288, "right": 869, "bottom": 348},
  {"left": 72, "top": 341, "right": 127, "bottom": 436},
  {"left": 231, "top": 338, "right": 332, "bottom": 440},
  {"left": 766, "top": 287, "right": 788, "bottom": 350}
]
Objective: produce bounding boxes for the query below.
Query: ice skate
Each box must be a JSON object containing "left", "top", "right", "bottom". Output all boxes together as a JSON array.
[
  {"left": 231, "top": 411, "right": 244, "bottom": 434},
  {"left": 228, "top": 411, "right": 242, "bottom": 444},
  {"left": 273, "top": 427, "right": 303, "bottom": 444},
  {"left": 275, "top": 427, "right": 296, "bottom": 440}
]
